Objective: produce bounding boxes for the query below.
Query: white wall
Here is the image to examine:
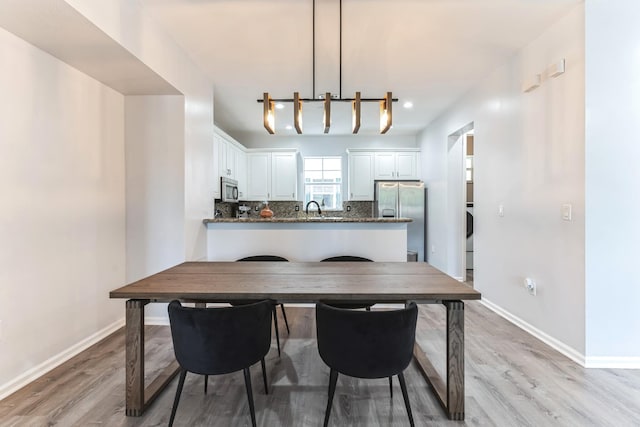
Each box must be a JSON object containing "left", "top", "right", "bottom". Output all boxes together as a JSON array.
[
  {"left": 65, "top": 0, "right": 215, "bottom": 319},
  {"left": 125, "top": 96, "right": 185, "bottom": 282},
  {"left": 584, "top": 0, "right": 640, "bottom": 362},
  {"left": 0, "top": 27, "right": 125, "bottom": 396},
  {"left": 418, "top": 6, "right": 586, "bottom": 356}
]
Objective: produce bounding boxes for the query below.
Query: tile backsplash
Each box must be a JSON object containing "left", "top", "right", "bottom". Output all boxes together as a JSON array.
[{"left": 214, "top": 200, "right": 374, "bottom": 219}]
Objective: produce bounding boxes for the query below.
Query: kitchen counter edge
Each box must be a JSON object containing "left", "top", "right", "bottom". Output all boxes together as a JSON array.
[{"left": 203, "top": 217, "right": 413, "bottom": 224}]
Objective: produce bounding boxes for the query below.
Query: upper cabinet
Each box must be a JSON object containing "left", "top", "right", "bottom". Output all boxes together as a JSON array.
[
  {"left": 374, "top": 151, "right": 420, "bottom": 180},
  {"left": 271, "top": 151, "right": 297, "bottom": 200},
  {"left": 347, "top": 148, "right": 421, "bottom": 201},
  {"left": 246, "top": 150, "right": 298, "bottom": 201},
  {"left": 214, "top": 127, "right": 247, "bottom": 199},
  {"left": 348, "top": 152, "right": 374, "bottom": 201}
]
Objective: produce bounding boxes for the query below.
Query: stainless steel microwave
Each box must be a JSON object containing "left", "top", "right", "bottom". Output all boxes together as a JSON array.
[{"left": 220, "top": 177, "right": 239, "bottom": 202}]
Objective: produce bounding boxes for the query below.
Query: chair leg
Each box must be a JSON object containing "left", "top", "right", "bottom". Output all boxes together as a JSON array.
[
  {"left": 204, "top": 374, "right": 208, "bottom": 394},
  {"left": 260, "top": 358, "right": 269, "bottom": 394},
  {"left": 243, "top": 367, "right": 257, "bottom": 427},
  {"left": 389, "top": 376, "right": 393, "bottom": 398},
  {"left": 280, "top": 304, "right": 290, "bottom": 334},
  {"left": 323, "top": 369, "right": 339, "bottom": 427},
  {"left": 169, "top": 369, "right": 187, "bottom": 427},
  {"left": 273, "top": 307, "right": 281, "bottom": 356},
  {"left": 397, "top": 372, "right": 415, "bottom": 427}
]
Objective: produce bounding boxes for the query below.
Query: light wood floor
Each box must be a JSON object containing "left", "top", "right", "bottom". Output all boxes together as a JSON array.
[{"left": 2, "top": 303, "right": 640, "bottom": 426}]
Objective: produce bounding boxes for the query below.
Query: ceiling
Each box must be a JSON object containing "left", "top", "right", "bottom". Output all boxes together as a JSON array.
[
  {"left": 0, "top": 0, "right": 180, "bottom": 95},
  {"left": 138, "top": 0, "right": 581, "bottom": 136}
]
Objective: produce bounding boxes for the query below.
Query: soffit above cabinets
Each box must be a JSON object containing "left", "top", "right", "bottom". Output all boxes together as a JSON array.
[{"left": 0, "top": 0, "right": 180, "bottom": 96}]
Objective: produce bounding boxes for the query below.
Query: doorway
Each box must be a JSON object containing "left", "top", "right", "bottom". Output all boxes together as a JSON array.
[
  {"left": 464, "top": 132, "right": 474, "bottom": 286},
  {"left": 446, "top": 122, "right": 474, "bottom": 282}
]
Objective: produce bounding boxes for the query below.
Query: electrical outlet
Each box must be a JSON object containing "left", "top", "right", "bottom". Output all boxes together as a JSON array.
[
  {"left": 254, "top": 206, "right": 259, "bottom": 211},
  {"left": 294, "top": 205, "right": 299, "bottom": 212},
  {"left": 524, "top": 278, "right": 537, "bottom": 296},
  {"left": 346, "top": 205, "right": 351, "bottom": 212}
]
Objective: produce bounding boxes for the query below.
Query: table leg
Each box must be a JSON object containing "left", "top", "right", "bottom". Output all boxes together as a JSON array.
[
  {"left": 413, "top": 300, "right": 465, "bottom": 420},
  {"left": 125, "top": 299, "right": 147, "bottom": 416},
  {"left": 445, "top": 300, "right": 465, "bottom": 420}
]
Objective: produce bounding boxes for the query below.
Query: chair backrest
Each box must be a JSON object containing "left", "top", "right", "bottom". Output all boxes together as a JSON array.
[
  {"left": 316, "top": 302, "right": 418, "bottom": 379},
  {"left": 237, "top": 255, "right": 288, "bottom": 262},
  {"left": 321, "top": 256, "right": 373, "bottom": 262},
  {"left": 168, "top": 300, "right": 272, "bottom": 375}
]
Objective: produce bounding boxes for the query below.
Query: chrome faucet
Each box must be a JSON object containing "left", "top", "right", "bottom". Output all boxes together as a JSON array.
[{"left": 305, "top": 200, "right": 322, "bottom": 216}]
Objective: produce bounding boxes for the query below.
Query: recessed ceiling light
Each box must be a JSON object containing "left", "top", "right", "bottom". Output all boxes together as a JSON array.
[
  {"left": 285, "top": 125, "right": 293, "bottom": 130},
  {"left": 276, "top": 103, "right": 285, "bottom": 110},
  {"left": 403, "top": 101, "right": 413, "bottom": 109}
]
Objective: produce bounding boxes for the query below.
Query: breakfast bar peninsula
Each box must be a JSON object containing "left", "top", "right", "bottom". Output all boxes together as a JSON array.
[{"left": 203, "top": 217, "right": 412, "bottom": 261}]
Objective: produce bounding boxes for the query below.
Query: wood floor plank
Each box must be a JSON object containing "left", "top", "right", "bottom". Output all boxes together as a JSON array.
[{"left": 2, "top": 303, "right": 640, "bottom": 426}]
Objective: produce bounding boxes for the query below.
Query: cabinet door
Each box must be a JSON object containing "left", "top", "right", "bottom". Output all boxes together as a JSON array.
[
  {"left": 246, "top": 153, "right": 271, "bottom": 201},
  {"left": 348, "top": 152, "right": 374, "bottom": 200},
  {"left": 396, "top": 152, "right": 419, "bottom": 179},
  {"left": 246, "top": 153, "right": 271, "bottom": 200},
  {"left": 374, "top": 152, "right": 396, "bottom": 179},
  {"left": 217, "top": 137, "right": 229, "bottom": 178},
  {"left": 212, "top": 136, "right": 221, "bottom": 198},
  {"left": 236, "top": 149, "right": 247, "bottom": 200},
  {"left": 271, "top": 152, "right": 297, "bottom": 200},
  {"left": 226, "top": 142, "right": 238, "bottom": 179}
]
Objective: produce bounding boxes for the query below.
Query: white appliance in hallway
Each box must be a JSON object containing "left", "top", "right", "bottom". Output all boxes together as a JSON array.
[{"left": 374, "top": 181, "right": 425, "bottom": 262}]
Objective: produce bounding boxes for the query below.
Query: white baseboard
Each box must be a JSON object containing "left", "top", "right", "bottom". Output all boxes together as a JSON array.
[
  {"left": 146, "top": 316, "right": 169, "bottom": 326},
  {"left": 480, "top": 298, "right": 586, "bottom": 367},
  {"left": 0, "top": 318, "right": 125, "bottom": 401},
  {"left": 584, "top": 357, "right": 640, "bottom": 369}
]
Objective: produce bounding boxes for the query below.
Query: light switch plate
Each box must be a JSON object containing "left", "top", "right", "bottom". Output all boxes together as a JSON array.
[
  {"left": 562, "top": 204, "right": 572, "bottom": 221},
  {"left": 498, "top": 204, "right": 504, "bottom": 217}
]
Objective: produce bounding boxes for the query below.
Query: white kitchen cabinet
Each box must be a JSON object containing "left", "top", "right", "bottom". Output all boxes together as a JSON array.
[
  {"left": 348, "top": 152, "right": 374, "bottom": 200},
  {"left": 236, "top": 149, "right": 247, "bottom": 199},
  {"left": 373, "top": 152, "right": 396, "bottom": 180},
  {"left": 246, "top": 150, "right": 298, "bottom": 201},
  {"left": 271, "top": 152, "right": 297, "bottom": 200},
  {"left": 246, "top": 152, "right": 271, "bottom": 200},
  {"left": 214, "top": 127, "right": 248, "bottom": 199},
  {"left": 374, "top": 151, "right": 420, "bottom": 180}
]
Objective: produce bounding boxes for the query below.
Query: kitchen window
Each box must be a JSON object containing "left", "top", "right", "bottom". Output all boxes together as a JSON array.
[{"left": 303, "top": 157, "right": 343, "bottom": 210}]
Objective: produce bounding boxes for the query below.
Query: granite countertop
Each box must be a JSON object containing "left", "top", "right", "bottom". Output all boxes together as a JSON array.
[{"left": 203, "top": 217, "right": 412, "bottom": 224}]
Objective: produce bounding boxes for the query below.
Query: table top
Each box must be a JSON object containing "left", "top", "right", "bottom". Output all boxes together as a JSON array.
[{"left": 109, "top": 262, "right": 481, "bottom": 303}]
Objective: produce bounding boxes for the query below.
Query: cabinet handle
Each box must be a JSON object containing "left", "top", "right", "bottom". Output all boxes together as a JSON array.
[
  {"left": 351, "top": 193, "right": 353, "bottom": 198},
  {"left": 292, "top": 193, "right": 294, "bottom": 198}
]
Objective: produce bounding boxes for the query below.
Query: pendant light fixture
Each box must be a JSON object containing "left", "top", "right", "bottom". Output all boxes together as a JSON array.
[
  {"left": 294, "top": 92, "right": 303, "bottom": 134},
  {"left": 323, "top": 92, "right": 331, "bottom": 133},
  {"left": 352, "top": 91, "right": 361, "bottom": 134},
  {"left": 380, "top": 92, "right": 392, "bottom": 134},
  {"left": 263, "top": 93, "right": 275, "bottom": 134},
  {"left": 258, "top": 0, "right": 396, "bottom": 134}
]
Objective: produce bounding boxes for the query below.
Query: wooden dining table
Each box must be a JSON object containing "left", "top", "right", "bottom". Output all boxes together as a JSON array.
[{"left": 109, "top": 261, "right": 481, "bottom": 421}]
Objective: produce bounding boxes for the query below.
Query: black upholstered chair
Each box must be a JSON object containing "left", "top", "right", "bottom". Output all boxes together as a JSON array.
[
  {"left": 316, "top": 302, "right": 418, "bottom": 427},
  {"left": 234, "top": 255, "right": 290, "bottom": 356},
  {"left": 167, "top": 300, "right": 272, "bottom": 427},
  {"left": 320, "top": 256, "right": 374, "bottom": 310}
]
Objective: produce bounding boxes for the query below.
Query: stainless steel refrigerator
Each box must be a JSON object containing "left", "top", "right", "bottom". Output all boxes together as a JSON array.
[{"left": 374, "top": 181, "right": 426, "bottom": 262}]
